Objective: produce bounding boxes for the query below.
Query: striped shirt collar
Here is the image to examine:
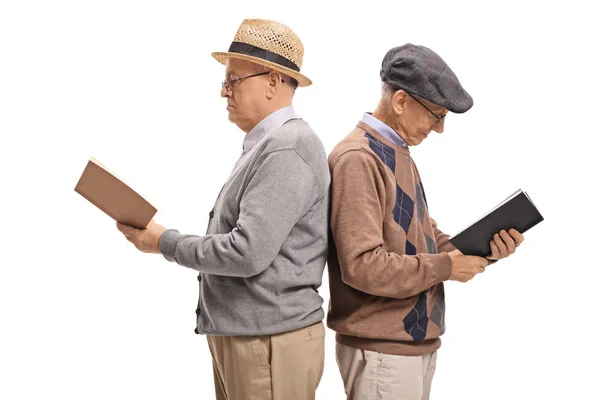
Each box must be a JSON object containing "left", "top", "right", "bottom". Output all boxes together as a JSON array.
[
  {"left": 244, "top": 106, "right": 299, "bottom": 153},
  {"left": 361, "top": 112, "right": 408, "bottom": 148}
]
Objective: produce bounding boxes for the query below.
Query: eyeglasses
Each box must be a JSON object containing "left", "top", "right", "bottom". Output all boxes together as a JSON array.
[
  {"left": 221, "top": 71, "right": 284, "bottom": 91},
  {"left": 406, "top": 92, "right": 446, "bottom": 125}
]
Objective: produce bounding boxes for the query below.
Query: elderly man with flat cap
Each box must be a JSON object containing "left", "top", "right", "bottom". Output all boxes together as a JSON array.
[
  {"left": 326, "top": 44, "right": 525, "bottom": 399},
  {"left": 116, "top": 19, "right": 329, "bottom": 400}
]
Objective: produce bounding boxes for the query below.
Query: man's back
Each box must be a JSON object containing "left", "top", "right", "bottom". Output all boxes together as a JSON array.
[{"left": 196, "top": 118, "right": 330, "bottom": 336}]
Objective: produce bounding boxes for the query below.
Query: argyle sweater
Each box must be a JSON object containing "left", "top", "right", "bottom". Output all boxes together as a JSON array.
[{"left": 326, "top": 121, "right": 456, "bottom": 356}]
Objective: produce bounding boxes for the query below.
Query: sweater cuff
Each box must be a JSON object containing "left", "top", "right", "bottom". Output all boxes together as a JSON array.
[
  {"left": 159, "top": 229, "right": 181, "bottom": 262},
  {"left": 432, "top": 252, "right": 453, "bottom": 282}
]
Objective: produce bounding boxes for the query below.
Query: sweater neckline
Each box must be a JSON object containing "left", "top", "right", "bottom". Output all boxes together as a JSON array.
[{"left": 357, "top": 121, "right": 411, "bottom": 155}]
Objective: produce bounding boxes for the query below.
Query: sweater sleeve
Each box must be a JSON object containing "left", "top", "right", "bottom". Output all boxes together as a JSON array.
[
  {"left": 330, "top": 150, "right": 452, "bottom": 300},
  {"left": 431, "top": 218, "right": 457, "bottom": 253},
  {"left": 159, "top": 149, "right": 316, "bottom": 277}
]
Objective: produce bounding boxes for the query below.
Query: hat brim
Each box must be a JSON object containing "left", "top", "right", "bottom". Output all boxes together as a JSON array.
[{"left": 212, "top": 52, "right": 312, "bottom": 87}]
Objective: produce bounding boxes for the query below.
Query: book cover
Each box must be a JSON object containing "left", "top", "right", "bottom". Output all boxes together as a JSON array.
[
  {"left": 449, "top": 189, "right": 544, "bottom": 258},
  {"left": 74, "top": 157, "right": 157, "bottom": 229}
]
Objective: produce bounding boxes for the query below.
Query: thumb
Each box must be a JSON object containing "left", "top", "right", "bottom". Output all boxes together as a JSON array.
[
  {"left": 480, "top": 257, "right": 494, "bottom": 267},
  {"left": 448, "top": 249, "right": 463, "bottom": 258},
  {"left": 468, "top": 256, "right": 491, "bottom": 267},
  {"left": 485, "top": 258, "right": 497, "bottom": 266}
]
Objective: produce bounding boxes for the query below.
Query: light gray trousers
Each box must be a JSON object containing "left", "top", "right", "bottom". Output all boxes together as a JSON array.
[{"left": 336, "top": 342, "right": 437, "bottom": 400}]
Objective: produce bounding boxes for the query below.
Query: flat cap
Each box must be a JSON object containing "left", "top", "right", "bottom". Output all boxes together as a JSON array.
[{"left": 380, "top": 44, "right": 473, "bottom": 113}]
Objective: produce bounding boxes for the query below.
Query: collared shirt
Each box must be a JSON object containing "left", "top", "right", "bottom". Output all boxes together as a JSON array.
[
  {"left": 244, "top": 105, "right": 299, "bottom": 153},
  {"left": 361, "top": 112, "right": 408, "bottom": 148}
]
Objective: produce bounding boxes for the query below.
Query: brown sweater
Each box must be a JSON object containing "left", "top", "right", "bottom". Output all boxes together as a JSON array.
[{"left": 326, "top": 121, "right": 457, "bottom": 356}]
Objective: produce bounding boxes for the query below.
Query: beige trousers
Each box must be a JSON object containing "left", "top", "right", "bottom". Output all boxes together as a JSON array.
[
  {"left": 206, "top": 322, "right": 325, "bottom": 400},
  {"left": 336, "top": 342, "right": 437, "bottom": 400}
]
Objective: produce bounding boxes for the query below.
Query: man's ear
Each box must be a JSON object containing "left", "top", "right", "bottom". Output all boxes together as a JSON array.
[
  {"left": 266, "top": 71, "right": 282, "bottom": 99},
  {"left": 391, "top": 90, "right": 407, "bottom": 116}
]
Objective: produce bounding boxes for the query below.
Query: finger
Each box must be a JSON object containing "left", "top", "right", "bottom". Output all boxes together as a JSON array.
[
  {"left": 509, "top": 229, "right": 525, "bottom": 246},
  {"left": 500, "top": 230, "right": 516, "bottom": 253},
  {"left": 484, "top": 255, "right": 494, "bottom": 266},
  {"left": 117, "top": 222, "right": 139, "bottom": 238},
  {"left": 494, "top": 233, "right": 508, "bottom": 257},
  {"left": 479, "top": 258, "right": 492, "bottom": 268},
  {"left": 488, "top": 240, "right": 500, "bottom": 260},
  {"left": 117, "top": 223, "right": 142, "bottom": 249},
  {"left": 473, "top": 265, "right": 485, "bottom": 274}
]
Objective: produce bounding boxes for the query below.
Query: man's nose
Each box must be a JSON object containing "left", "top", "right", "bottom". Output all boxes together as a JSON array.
[{"left": 433, "top": 119, "right": 445, "bottom": 134}]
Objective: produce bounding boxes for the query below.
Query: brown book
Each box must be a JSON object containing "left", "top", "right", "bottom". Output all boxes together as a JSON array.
[{"left": 74, "top": 157, "right": 157, "bottom": 229}]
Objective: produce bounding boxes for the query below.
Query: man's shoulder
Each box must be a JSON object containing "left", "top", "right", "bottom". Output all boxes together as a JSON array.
[
  {"left": 267, "top": 118, "right": 317, "bottom": 144},
  {"left": 328, "top": 126, "right": 375, "bottom": 168},
  {"left": 263, "top": 119, "right": 326, "bottom": 165}
]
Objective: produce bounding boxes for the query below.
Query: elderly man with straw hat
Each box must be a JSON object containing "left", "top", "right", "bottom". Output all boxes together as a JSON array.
[
  {"left": 116, "top": 19, "right": 329, "bottom": 400},
  {"left": 326, "top": 44, "right": 525, "bottom": 400}
]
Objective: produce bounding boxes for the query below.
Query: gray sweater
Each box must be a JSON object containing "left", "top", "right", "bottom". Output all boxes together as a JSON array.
[{"left": 159, "top": 106, "right": 330, "bottom": 336}]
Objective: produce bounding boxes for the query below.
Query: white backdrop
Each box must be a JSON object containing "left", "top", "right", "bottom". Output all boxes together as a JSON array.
[{"left": 1, "top": 0, "right": 599, "bottom": 399}]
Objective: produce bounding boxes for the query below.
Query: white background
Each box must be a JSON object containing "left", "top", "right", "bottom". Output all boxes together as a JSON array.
[{"left": 1, "top": 0, "right": 598, "bottom": 399}]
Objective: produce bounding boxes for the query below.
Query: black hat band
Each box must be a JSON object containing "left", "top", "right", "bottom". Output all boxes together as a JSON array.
[{"left": 228, "top": 42, "right": 300, "bottom": 72}]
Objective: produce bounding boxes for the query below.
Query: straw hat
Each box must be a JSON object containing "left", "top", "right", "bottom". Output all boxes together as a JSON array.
[{"left": 212, "top": 19, "right": 312, "bottom": 87}]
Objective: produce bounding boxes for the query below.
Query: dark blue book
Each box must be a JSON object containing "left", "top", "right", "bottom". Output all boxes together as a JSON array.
[{"left": 449, "top": 189, "right": 544, "bottom": 258}]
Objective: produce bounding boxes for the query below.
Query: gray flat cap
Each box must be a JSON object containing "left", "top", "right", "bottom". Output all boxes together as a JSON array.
[{"left": 380, "top": 44, "right": 473, "bottom": 113}]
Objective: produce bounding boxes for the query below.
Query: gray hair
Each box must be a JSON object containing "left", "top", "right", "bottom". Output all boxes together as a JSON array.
[{"left": 381, "top": 82, "right": 396, "bottom": 100}]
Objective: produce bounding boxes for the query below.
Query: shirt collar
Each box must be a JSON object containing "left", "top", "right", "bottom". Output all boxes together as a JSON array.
[
  {"left": 244, "top": 106, "right": 299, "bottom": 153},
  {"left": 361, "top": 112, "right": 408, "bottom": 148}
]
